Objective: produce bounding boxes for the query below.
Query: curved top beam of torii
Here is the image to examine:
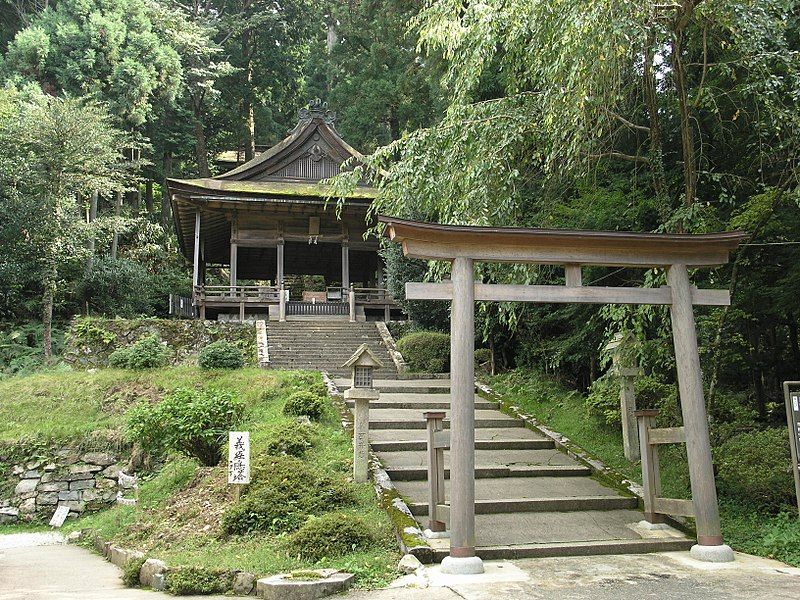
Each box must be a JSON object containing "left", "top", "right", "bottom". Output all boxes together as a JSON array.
[{"left": 378, "top": 215, "right": 748, "bottom": 268}]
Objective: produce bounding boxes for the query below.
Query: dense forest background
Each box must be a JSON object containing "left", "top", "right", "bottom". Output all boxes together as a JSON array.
[{"left": 0, "top": 0, "right": 799, "bottom": 434}]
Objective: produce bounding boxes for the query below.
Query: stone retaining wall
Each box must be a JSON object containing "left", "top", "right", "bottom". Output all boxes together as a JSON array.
[
  {"left": 64, "top": 317, "right": 257, "bottom": 368},
  {"left": 0, "top": 450, "right": 126, "bottom": 524}
]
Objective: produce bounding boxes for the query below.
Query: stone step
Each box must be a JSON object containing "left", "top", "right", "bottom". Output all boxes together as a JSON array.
[
  {"left": 368, "top": 427, "right": 544, "bottom": 443},
  {"left": 393, "top": 476, "right": 626, "bottom": 503},
  {"left": 384, "top": 465, "right": 591, "bottom": 480},
  {"left": 431, "top": 537, "right": 693, "bottom": 562},
  {"left": 369, "top": 407, "right": 510, "bottom": 423},
  {"left": 376, "top": 448, "right": 575, "bottom": 468},
  {"left": 408, "top": 495, "right": 639, "bottom": 516},
  {"left": 370, "top": 418, "right": 522, "bottom": 430},
  {"left": 347, "top": 399, "right": 497, "bottom": 410},
  {"left": 369, "top": 439, "right": 554, "bottom": 452}
]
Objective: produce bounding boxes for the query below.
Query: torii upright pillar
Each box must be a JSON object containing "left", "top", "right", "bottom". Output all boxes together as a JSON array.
[{"left": 442, "top": 256, "right": 484, "bottom": 574}]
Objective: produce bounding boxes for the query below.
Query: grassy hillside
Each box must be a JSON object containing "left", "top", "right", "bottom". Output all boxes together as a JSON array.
[{"left": 0, "top": 367, "right": 399, "bottom": 588}]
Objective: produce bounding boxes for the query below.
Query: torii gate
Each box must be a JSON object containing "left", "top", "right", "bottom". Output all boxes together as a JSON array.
[{"left": 379, "top": 216, "right": 747, "bottom": 574}]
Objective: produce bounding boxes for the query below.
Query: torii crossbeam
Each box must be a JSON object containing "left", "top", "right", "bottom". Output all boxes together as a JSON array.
[{"left": 380, "top": 215, "right": 748, "bottom": 574}]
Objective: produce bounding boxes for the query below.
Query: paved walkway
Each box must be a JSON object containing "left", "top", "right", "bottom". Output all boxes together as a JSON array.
[
  {"left": 344, "top": 551, "right": 800, "bottom": 600},
  {"left": 0, "top": 533, "right": 228, "bottom": 600},
  {"left": 2, "top": 533, "right": 799, "bottom": 599}
]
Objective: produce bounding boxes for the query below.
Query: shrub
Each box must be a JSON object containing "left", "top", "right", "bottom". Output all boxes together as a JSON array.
[
  {"left": 288, "top": 512, "right": 374, "bottom": 561},
  {"left": 121, "top": 557, "right": 145, "bottom": 587},
  {"left": 396, "top": 331, "right": 450, "bottom": 373},
  {"left": 198, "top": 340, "right": 244, "bottom": 370},
  {"left": 586, "top": 374, "right": 678, "bottom": 427},
  {"left": 109, "top": 335, "right": 171, "bottom": 369},
  {"left": 264, "top": 421, "right": 313, "bottom": 457},
  {"left": 474, "top": 348, "right": 491, "bottom": 372},
  {"left": 221, "top": 456, "right": 354, "bottom": 534},
  {"left": 166, "top": 567, "right": 229, "bottom": 596},
  {"left": 715, "top": 428, "right": 795, "bottom": 511},
  {"left": 283, "top": 391, "right": 326, "bottom": 421},
  {"left": 108, "top": 346, "right": 133, "bottom": 368},
  {"left": 127, "top": 388, "right": 243, "bottom": 466}
]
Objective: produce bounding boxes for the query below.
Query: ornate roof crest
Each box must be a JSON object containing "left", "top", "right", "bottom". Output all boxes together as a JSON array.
[{"left": 293, "top": 98, "right": 337, "bottom": 132}]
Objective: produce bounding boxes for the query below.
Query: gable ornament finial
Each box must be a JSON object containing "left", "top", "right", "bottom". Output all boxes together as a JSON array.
[{"left": 295, "top": 98, "right": 337, "bottom": 131}]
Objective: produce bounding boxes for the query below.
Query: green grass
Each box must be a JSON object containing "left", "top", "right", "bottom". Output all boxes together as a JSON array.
[
  {"left": 488, "top": 368, "right": 800, "bottom": 567},
  {"left": 0, "top": 366, "right": 398, "bottom": 588}
]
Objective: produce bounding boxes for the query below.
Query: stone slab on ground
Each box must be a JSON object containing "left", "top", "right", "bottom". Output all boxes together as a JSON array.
[
  {"left": 341, "top": 552, "right": 800, "bottom": 600},
  {"left": 256, "top": 571, "right": 355, "bottom": 600}
]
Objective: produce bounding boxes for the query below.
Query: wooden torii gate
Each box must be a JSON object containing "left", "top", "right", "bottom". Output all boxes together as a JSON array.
[{"left": 379, "top": 216, "right": 747, "bottom": 574}]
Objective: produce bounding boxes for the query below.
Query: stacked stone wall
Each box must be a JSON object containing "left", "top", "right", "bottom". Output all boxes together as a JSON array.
[
  {"left": 0, "top": 450, "right": 127, "bottom": 524},
  {"left": 64, "top": 317, "right": 257, "bottom": 368}
]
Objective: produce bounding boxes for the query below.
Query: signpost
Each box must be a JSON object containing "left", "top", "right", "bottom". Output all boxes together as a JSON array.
[
  {"left": 49, "top": 505, "right": 70, "bottom": 528},
  {"left": 782, "top": 382, "right": 800, "bottom": 515},
  {"left": 228, "top": 431, "right": 250, "bottom": 499}
]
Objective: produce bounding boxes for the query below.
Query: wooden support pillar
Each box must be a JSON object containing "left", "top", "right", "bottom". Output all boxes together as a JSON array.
[
  {"left": 425, "top": 411, "right": 447, "bottom": 534},
  {"left": 636, "top": 409, "right": 663, "bottom": 524},
  {"left": 276, "top": 238, "right": 284, "bottom": 285},
  {"left": 279, "top": 282, "right": 286, "bottom": 322},
  {"left": 442, "top": 257, "right": 483, "bottom": 574},
  {"left": 230, "top": 242, "right": 238, "bottom": 292},
  {"left": 342, "top": 240, "right": 350, "bottom": 290},
  {"left": 667, "top": 264, "right": 731, "bottom": 559},
  {"left": 192, "top": 211, "right": 201, "bottom": 289}
]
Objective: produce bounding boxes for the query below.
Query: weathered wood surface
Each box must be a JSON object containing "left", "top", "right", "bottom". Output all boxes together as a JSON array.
[{"left": 406, "top": 282, "right": 730, "bottom": 306}]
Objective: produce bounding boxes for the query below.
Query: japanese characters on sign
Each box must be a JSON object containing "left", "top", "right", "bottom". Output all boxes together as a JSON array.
[{"left": 228, "top": 431, "right": 250, "bottom": 485}]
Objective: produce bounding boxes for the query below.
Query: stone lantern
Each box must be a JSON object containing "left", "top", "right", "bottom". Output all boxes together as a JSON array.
[{"left": 342, "top": 344, "right": 384, "bottom": 483}]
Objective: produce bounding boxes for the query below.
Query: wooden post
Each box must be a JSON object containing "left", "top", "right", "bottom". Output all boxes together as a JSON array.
[
  {"left": 349, "top": 285, "right": 356, "bottom": 322},
  {"left": 239, "top": 302, "right": 245, "bottom": 322},
  {"left": 668, "top": 264, "right": 732, "bottom": 560},
  {"left": 565, "top": 264, "right": 582, "bottom": 286},
  {"left": 342, "top": 240, "right": 350, "bottom": 290},
  {"left": 276, "top": 238, "right": 284, "bottom": 286},
  {"left": 442, "top": 257, "right": 483, "bottom": 574},
  {"left": 620, "top": 368, "right": 640, "bottom": 461},
  {"left": 384, "top": 304, "right": 391, "bottom": 322},
  {"left": 230, "top": 242, "right": 238, "bottom": 293},
  {"left": 85, "top": 190, "right": 98, "bottom": 276},
  {"left": 279, "top": 283, "right": 286, "bottom": 322},
  {"left": 425, "top": 411, "right": 447, "bottom": 534},
  {"left": 636, "top": 409, "right": 663, "bottom": 524},
  {"left": 192, "top": 211, "right": 201, "bottom": 289}
]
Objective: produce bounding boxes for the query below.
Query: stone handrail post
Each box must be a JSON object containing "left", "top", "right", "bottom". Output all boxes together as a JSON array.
[
  {"left": 349, "top": 284, "right": 356, "bottom": 322},
  {"left": 279, "top": 283, "right": 286, "bottom": 322}
]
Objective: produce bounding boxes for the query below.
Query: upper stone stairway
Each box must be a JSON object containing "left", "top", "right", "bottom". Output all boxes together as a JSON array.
[
  {"left": 265, "top": 321, "right": 398, "bottom": 378},
  {"left": 335, "top": 376, "right": 693, "bottom": 561}
]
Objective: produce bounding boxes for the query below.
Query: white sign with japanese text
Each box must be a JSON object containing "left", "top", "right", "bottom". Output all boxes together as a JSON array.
[{"left": 228, "top": 431, "right": 250, "bottom": 485}]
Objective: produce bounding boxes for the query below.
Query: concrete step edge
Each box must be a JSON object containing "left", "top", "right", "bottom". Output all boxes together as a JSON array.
[
  {"left": 430, "top": 538, "right": 694, "bottom": 561},
  {"left": 384, "top": 465, "right": 591, "bottom": 480},
  {"left": 370, "top": 440, "right": 554, "bottom": 451},
  {"left": 407, "top": 496, "right": 638, "bottom": 516}
]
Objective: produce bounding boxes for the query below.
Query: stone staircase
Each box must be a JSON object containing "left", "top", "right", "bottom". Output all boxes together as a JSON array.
[
  {"left": 266, "top": 321, "right": 398, "bottom": 378},
  {"left": 337, "top": 377, "right": 693, "bottom": 561}
]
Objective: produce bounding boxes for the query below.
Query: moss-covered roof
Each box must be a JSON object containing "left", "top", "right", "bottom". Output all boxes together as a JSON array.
[{"left": 168, "top": 177, "right": 379, "bottom": 200}]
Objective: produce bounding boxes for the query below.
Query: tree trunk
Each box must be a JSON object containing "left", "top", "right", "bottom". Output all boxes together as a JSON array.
[
  {"left": 42, "top": 260, "right": 56, "bottom": 362},
  {"left": 642, "top": 33, "right": 670, "bottom": 220},
  {"left": 131, "top": 187, "right": 140, "bottom": 218},
  {"left": 111, "top": 190, "right": 122, "bottom": 259},
  {"left": 145, "top": 180, "right": 154, "bottom": 216},
  {"left": 671, "top": 32, "right": 697, "bottom": 224},
  {"left": 243, "top": 27, "right": 256, "bottom": 162},
  {"left": 194, "top": 116, "right": 211, "bottom": 177},
  {"left": 162, "top": 150, "right": 173, "bottom": 226},
  {"left": 85, "top": 190, "right": 98, "bottom": 276}
]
